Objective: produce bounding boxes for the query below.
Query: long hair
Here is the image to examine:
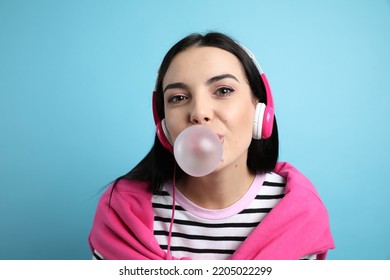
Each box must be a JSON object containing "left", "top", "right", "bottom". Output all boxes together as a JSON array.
[{"left": 112, "top": 32, "right": 279, "bottom": 194}]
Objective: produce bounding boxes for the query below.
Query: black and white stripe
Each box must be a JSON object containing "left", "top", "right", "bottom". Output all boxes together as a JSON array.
[
  {"left": 92, "top": 173, "right": 317, "bottom": 260},
  {"left": 152, "top": 172, "right": 286, "bottom": 260}
]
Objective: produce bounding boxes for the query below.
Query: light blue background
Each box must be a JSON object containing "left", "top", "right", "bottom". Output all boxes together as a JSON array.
[{"left": 1, "top": 0, "right": 389, "bottom": 260}]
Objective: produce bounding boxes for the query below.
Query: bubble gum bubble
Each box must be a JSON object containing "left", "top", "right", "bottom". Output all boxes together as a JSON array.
[{"left": 174, "top": 125, "right": 223, "bottom": 177}]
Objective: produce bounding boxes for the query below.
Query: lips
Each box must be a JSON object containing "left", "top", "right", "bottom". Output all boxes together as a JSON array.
[{"left": 217, "top": 134, "right": 224, "bottom": 144}]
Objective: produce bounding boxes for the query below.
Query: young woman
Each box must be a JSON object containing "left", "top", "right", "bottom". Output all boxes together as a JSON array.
[{"left": 89, "top": 32, "right": 335, "bottom": 260}]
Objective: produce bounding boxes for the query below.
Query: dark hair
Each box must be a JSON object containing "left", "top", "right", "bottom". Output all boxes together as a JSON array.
[{"left": 113, "top": 32, "right": 279, "bottom": 194}]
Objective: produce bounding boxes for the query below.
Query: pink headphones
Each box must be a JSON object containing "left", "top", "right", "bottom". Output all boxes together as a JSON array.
[{"left": 152, "top": 46, "right": 275, "bottom": 153}]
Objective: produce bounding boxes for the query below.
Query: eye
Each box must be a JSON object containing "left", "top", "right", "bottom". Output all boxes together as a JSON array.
[
  {"left": 167, "top": 94, "right": 188, "bottom": 103},
  {"left": 215, "top": 87, "right": 235, "bottom": 96}
]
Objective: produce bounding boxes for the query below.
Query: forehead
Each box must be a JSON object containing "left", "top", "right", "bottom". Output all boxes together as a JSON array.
[{"left": 163, "top": 46, "right": 246, "bottom": 85}]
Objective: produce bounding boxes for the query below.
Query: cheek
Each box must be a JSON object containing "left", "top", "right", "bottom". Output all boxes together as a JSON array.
[
  {"left": 164, "top": 112, "right": 184, "bottom": 143},
  {"left": 226, "top": 104, "right": 255, "bottom": 134},
  {"left": 221, "top": 112, "right": 254, "bottom": 157}
]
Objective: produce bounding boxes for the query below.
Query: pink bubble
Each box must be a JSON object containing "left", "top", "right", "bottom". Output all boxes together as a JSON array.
[{"left": 174, "top": 125, "right": 223, "bottom": 177}]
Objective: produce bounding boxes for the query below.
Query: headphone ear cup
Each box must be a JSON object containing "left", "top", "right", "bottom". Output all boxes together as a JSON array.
[
  {"left": 156, "top": 118, "right": 173, "bottom": 152},
  {"left": 261, "top": 106, "right": 274, "bottom": 139},
  {"left": 253, "top": 103, "right": 266, "bottom": 140},
  {"left": 161, "top": 119, "right": 173, "bottom": 145}
]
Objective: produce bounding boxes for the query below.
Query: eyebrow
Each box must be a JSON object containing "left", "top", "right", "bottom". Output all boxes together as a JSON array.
[
  {"left": 206, "top": 73, "right": 240, "bottom": 85},
  {"left": 163, "top": 73, "right": 240, "bottom": 94},
  {"left": 163, "top": 82, "right": 188, "bottom": 94}
]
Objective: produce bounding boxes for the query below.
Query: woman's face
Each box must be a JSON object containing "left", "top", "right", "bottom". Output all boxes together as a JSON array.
[{"left": 162, "top": 46, "right": 258, "bottom": 173}]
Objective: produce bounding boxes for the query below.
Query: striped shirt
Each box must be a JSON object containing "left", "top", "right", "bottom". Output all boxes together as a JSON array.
[
  {"left": 92, "top": 172, "right": 317, "bottom": 260},
  {"left": 152, "top": 172, "right": 287, "bottom": 260}
]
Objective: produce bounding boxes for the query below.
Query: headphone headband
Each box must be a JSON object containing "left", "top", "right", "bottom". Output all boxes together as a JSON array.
[
  {"left": 238, "top": 44, "right": 265, "bottom": 74},
  {"left": 239, "top": 43, "right": 274, "bottom": 110}
]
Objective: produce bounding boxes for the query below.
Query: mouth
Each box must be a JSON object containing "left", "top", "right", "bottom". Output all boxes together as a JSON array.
[{"left": 217, "top": 134, "right": 224, "bottom": 144}]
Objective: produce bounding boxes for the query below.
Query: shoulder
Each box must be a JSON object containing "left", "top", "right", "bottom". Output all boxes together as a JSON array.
[
  {"left": 89, "top": 179, "right": 157, "bottom": 259},
  {"left": 91, "top": 179, "right": 155, "bottom": 233},
  {"left": 274, "top": 162, "right": 319, "bottom": 195},
  {"left": 271, "top": 163, "right": 335, "bottom": 256},
  {"left": 93, "top": 179, "right": 153, "bottom": 220},
  {"left": 99, "top": 179, "right": 151, "bottom": 204},
  {"left": 273, "top": 162, "right": 328, "bottom": 212}
]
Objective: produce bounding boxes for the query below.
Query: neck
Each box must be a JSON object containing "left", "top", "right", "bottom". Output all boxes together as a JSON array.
[{"left": 176, "top": 160, "right": 255, "bottom": 209}]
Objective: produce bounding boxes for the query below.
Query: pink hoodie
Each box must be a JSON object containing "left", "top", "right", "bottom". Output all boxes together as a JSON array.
[{"left": 89, "top": 162, "right": 335, "bottom": 259}]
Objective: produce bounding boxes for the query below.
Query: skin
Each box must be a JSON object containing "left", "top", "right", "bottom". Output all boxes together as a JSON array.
[{"left": 162, "top": 46, "right": 259, "bottom": 209}]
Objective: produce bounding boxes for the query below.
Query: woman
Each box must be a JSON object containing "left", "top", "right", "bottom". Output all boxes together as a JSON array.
[{"left": 89, "top": 32, "right": 335, "bottom": 260}]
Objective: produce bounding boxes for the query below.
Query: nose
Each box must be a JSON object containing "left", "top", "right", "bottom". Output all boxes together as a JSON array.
[{"left": 189, "top": 96, "right": 212, "bottom": 125}]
